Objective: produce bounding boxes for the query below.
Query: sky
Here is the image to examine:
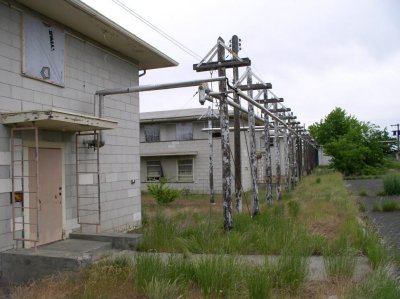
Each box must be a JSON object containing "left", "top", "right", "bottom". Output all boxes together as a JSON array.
[{"left": 82, "top": 0, "right": 400, "bottom": 131}]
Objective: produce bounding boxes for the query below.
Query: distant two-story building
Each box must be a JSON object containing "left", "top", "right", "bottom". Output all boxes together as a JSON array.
[
  {"left": 140, "top": 108, "right": 289, "bottom": 193},
  {"left": 0, "top": 0, "right": 176, "bottom": 254}
]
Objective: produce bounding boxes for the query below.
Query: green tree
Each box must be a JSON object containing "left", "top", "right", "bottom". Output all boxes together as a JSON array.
[{"left": 309, "top": 108, "right": 390, "bottom": 175}]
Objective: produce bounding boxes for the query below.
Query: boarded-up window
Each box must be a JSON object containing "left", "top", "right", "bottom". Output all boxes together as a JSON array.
[
  {"left": 144, "top": 125, "right": 160, "bottom": 142},
  {"left": 176, "top": 123, "right": 193, "bottom": 141},
  {"left": 147, "top": 160, "right": 162, "bottom": 181},
  {"left": 178, "top": 159, "right": 193, "bottom": 182},
  {"left": 22, "top": 14, "right": 65, "bottom": 86}
]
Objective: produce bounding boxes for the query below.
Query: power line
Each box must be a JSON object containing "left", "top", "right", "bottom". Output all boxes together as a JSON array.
[{"left": 111, "top": 0, "right": 203, "bottom": 61}]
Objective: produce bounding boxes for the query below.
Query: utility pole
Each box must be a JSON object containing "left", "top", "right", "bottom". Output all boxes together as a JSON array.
[
  {"left": 263, "top": 91, "right": 273, "bottom": 203},
  {"left": 273, "top": 102, "right": 282, "bottom": 200},
  {"left": 283, "top": 113, "right": 290, "bottom": 193},
  {"left": 194, "top": 37, "right": 250, "bottom": 230},
  {"left": 392, "top": 123, "right": 400, "bottom": 160},
  {"left": 231, "top": 35, "right": 242, "bottom": 213},
  {"left": 246, "top": 67, "right": 259, "bottom": 216},
  {"left": 207, "top": 107, "right": 215, "bottom": 204},
  {"left": 218, "top": 37, "right": 233, "bottom": 230}
]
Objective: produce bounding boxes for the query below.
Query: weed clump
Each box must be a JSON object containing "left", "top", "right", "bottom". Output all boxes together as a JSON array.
[
  {"left": 147, "top": 177, "right": 180, "bottom": 204},
  {"left": 383, "top": 173, "right": 400, "bottom": 195}
]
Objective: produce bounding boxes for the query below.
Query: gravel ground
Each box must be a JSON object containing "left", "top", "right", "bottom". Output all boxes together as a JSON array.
[{"left": 345, "top": 179, "right": 400, "bottom": 251}]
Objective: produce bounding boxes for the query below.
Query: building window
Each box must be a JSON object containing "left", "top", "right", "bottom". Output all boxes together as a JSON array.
[
  {"left": 176, "top": 122, "right": 193, "bottom": 140},
  {"left": 177, "top": 159, "right": 193, "bottom": 182},
  {"left": 147, "top": 160, "right": 162, "bottom": 181},
  {"left": 144, "top": 125, "right": 160, "bottom": 142},
  {"left": 23, "top": 14, "right": 65, "bottom": 86}
]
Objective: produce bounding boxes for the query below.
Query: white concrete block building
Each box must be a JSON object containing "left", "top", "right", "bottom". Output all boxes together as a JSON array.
[
  {"left": 140, "top": 108, "right": 259, "bottom": 193},
  {"left": 140, "top": 108, "right": 294, "bottom": 194},
  {"left": 0, "top": 0, "right": 176, "bottom": 253}
]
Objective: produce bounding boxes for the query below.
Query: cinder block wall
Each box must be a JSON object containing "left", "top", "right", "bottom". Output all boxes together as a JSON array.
[{"left": 0, "top": 3, "right": 141, "bottom": 256}]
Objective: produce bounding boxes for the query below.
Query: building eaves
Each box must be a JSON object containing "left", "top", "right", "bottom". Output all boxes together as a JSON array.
[{"left": 13, "top": 0, "right": 178, "bottom": 70}]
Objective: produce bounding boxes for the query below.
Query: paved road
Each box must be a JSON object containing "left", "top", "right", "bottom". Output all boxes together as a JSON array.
[{"left": 345, "top": 179, "right": 400, "bottom": 252}]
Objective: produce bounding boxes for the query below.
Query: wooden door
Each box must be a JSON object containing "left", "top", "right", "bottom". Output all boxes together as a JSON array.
[{"left": 29, "top": 148, "right": 63, "bottom": 246}]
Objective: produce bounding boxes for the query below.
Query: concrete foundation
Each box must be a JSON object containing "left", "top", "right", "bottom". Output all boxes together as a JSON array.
[
  {"left": 69, "top": 232, "right": 143, "bottom": 250},
  {"left": 0, "top": 232, "right": 143, "bottom": 283}
]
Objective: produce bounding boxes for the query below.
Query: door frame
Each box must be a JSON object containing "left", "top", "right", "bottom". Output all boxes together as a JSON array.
[{"left": 23, "top": 140, "right": 66, "bottom": 248}]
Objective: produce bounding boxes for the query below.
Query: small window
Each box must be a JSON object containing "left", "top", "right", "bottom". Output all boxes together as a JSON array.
[
  {"left": 144, "top": 125, "right": 160, "bottom": 142},
  {"left": 212, "top": 132, "right": 221, "bottom": 138},
  {"left": 147, "top": 160, "right": 162, "bottom": 181},
  {"left": 176, "top": 122, "right": 193, "bottom": 141},
  {"left": 177, "top": 159, "right": 193, "bottom": 182},
  {"left": 260, "top": 137, "right": 274, "bottom": 148}
]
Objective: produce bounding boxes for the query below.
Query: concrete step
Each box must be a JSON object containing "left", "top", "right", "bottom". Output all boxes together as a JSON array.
[
  {"left": 69, "top": 232, "right": 143, "bottom": 250},
  {"left": 0, "top": 239, "right": 111, "bottom": 283}
]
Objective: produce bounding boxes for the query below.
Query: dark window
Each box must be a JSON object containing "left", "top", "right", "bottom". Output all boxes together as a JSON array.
[
  {"left": 178, "top": 159, "right": 193, "bottom": 182},
  {"left": 146, "top": 160, "right": 162, "bottom": 181},
  {"left": 144, "top": 125, "right": 160, "bottom": 142},
  {"left": 176, "top": 122, "right": 193, "bottom": 141}
]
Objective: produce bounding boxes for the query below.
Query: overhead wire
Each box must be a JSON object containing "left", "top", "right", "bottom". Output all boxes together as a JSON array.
[{"left": 111, "top": 0, "right": 203, "bottom": 61}]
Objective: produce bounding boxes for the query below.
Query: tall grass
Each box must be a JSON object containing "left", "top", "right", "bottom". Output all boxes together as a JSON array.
[
  {"left": 324, "top": 249, "right": 356, "bottom": 282},
  {"left": 383, "top": 173, "right": 400, "bottom": 195},
  {"left": 273, "top": 250, "right": 309, "bottom": 292},
  {"left": 372, "top": 200, "right": 400, "bottom": 212},
  {"left": 244, "top": 265, "right": 273, "bottom": 299},
  {"left": 347, "top": 266, "right": 400, "bottom": 299},
  {"left": 193, "top": 255, "right": 243, "bottom": 297}
]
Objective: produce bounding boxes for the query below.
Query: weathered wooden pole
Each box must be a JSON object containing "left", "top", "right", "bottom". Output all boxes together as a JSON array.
[
  {"left": 207, "top": 106, "right": 215, "bottom": 204},
  {"left": 246, "top": 68, "right": 259, "bottom": 216},
  {"left": 217, "top": 37, "right": 233, "bottom": 230},
  {"left": 283, "top": 113, "right": 290, "bottom": 193},
  {"left": 292, "top": 131, "right": 299, "bottom": 187},
  {"left": 298, "top": 138, "right": 303, "bottom": 180},
  {"left": 232, "top": 35, "right": 242, "bottom": 213},
  {"left": 288, "top": 117, "right": 296, "bottom": 189},
  {"left": 273, "top": 102, "right": 282, "bottom": 200},
  {"left": 263, "top": 91, "right": 273, "bottom": 203}
]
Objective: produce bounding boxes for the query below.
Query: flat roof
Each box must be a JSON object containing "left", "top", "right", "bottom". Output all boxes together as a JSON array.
[
  {"left": 0, "top": 109, "right": 118, "bottom": 132},
  {"left": 140, "top": 108, "right": 220, "bottom": 123},
  {"left": 140, "top": 151, "right": 198, "bottom": 157},
  {"left": 14, "top": 0, "right": 178, "bottom": 70}
]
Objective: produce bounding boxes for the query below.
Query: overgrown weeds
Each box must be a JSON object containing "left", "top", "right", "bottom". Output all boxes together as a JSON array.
[
  {"left": 12, "top": 169, "right": 399, "bottom": 299},
  {"left": 347, "top": 266, "right": 400, "bottom": 299},
  {"left": 372, "top": 200, "right": 400, "bottom": 212},
  {"left": 383, "top": 173, "right": 400, "bottom": 195},
  {"left": 147, "top": 177, "right": 180, "bottom": 204}
]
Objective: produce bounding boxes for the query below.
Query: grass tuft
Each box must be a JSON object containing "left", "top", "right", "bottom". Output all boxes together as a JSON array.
[
  {"left": 324, "top": 249, "right": 356, "bottom": 282},
  {"left": 383, "top": 173, "right": 400, "bottom": 195},
  {"left": 193, "top": 255, "right": 242, "bottom": 297},
  {"left": 347, "top": 266, "right": 400, "bottom": 299}
]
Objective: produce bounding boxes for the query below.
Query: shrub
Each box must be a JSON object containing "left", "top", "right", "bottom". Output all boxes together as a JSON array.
[
  {"left": 383, "top": 173, "right": 400, "bottom": 195},
  {"left": 147, "top": 177, "right": 180, "bottom": 204}
]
